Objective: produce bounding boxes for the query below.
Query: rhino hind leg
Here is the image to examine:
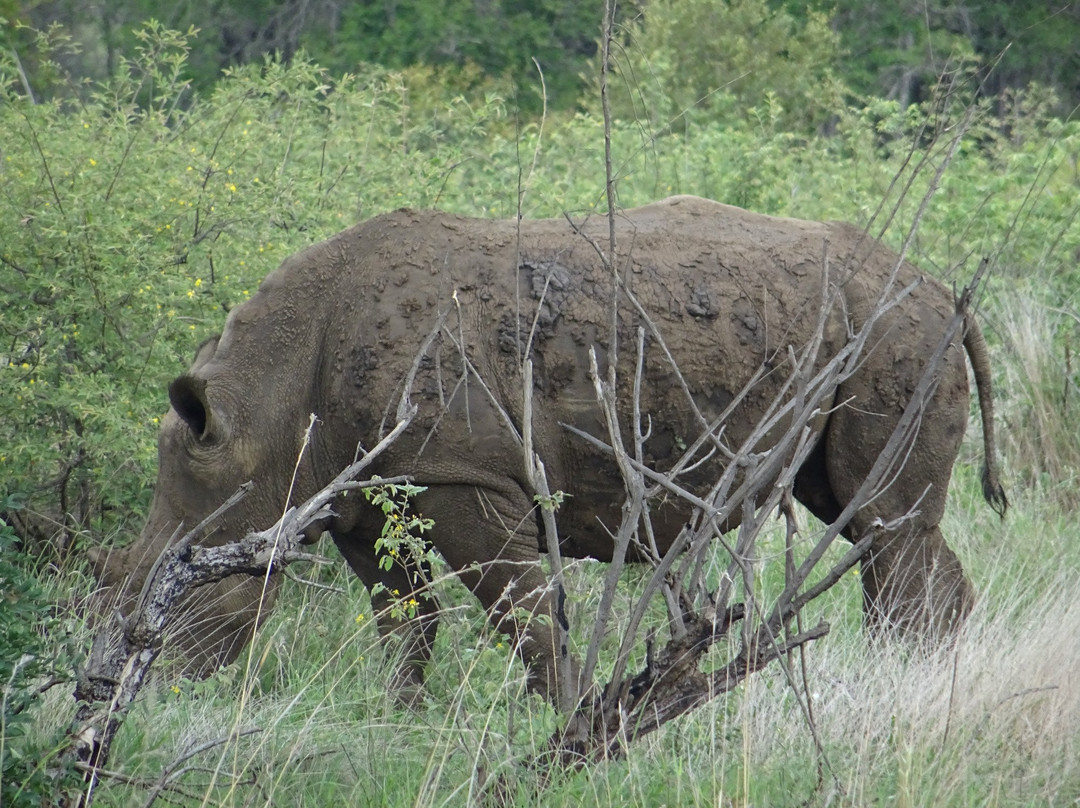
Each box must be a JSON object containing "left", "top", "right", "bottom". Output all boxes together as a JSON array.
[
  {"left": 822, "top": 365, "right": 974, "bottom": 640},
  {"left": 792, "top": 431, "right": 969, "bottom": 636},
  {"left": 858, "top": 523, "right": 972, "bottom": 639}
]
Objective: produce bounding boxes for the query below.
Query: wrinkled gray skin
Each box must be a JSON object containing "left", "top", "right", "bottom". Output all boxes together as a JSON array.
[{"left": 94, "top": 196, "right": 1005, "bottom": 703}]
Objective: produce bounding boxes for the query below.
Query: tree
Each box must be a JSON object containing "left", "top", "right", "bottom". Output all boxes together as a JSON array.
[
  {"left": 602, "top": 0, "right": 846, "bottom": 132},
  {"left": 824, "top": 0, "right": 1080, "bottom": 114}
]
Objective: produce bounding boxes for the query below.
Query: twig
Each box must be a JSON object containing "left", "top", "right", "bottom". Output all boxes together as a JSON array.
[
  {"left": 522, "top": 357, "right": 576, "bottom": 714},
  {"left": 282, "top": 566, "right": 345, "bottom": 594},
  {"left": 600, "top": 0, "right": 618, "bottom": 258}
]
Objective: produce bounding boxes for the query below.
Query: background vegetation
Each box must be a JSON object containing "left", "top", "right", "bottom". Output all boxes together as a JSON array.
[
  {"left": 7, "top": 0, "right": 1080, "bottom": 115},
  {"left": 1, "top": 1, "right": 1079, "bottom": 805}
]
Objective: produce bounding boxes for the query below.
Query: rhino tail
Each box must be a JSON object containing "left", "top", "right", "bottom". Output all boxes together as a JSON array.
[{"left": 963, "top": 313, "right": 1008, "bottom": 517}]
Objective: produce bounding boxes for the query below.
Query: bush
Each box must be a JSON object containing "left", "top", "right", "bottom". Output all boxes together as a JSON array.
[
  {"left": 0, "top": 24, "right": 508, "bottom": 550},
  {"left": 0, "top": 501, "right": 80, "bottom": 806},
  {"left": 599, "top": 0, "right": 847, "bottom": 133}
]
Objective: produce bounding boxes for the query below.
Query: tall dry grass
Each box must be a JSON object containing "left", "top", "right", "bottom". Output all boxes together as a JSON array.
[
  {"left": 59, "top": 468, "right": 1078, "bottom": 807},
  {"left": 995, "top": 287, "right": 1080, "bottom": 505},
  {"left": 720, "top": 493, "right": 1080, "bottom": 806}
]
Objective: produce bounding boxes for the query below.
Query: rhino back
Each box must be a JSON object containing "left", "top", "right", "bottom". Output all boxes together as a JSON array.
[
  {"left": 238, "top": 198, "right": 907, "bottom": 555},
  {"left": 220, "top": 197, "right": 956, "bottom": 558}
]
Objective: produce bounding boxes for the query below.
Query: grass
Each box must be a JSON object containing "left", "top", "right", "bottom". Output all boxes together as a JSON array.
[
  {"left": 994, "top": 288, "right": 1080, "bottom": 505},
  {"left": 29, "top": 458, "right": 1076, "bottom": 807}
]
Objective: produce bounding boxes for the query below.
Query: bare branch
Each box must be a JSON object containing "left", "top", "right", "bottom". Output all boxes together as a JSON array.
[{"left": 66, "top": 408, "right": 416, "bottom": 804}]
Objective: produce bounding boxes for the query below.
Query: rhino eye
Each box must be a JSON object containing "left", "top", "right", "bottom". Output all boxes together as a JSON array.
[{"left": 169, "top": 375, "right": 210, "bottom": 439}]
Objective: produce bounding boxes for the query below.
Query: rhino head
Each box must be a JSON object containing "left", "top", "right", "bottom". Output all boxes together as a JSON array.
[{"left": 92, "top": 324, "right": 326, "bottom": 676}]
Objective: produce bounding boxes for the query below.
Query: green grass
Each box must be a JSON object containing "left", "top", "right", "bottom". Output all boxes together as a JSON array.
[{"left": 24, "top": 467, "right": 1076, "bottom": 807}]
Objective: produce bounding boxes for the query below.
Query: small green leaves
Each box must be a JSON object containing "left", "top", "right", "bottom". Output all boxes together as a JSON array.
[{"left": 534, "top": 490, "right": 569, "bottom": 512}]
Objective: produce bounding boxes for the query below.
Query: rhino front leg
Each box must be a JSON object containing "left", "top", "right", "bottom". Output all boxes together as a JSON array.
[
  {"left": 419, "top": 482, "right": 575, "bottom": 707},
  {"left": 331, "top": 524, "right": 440, "bottom": 705}
]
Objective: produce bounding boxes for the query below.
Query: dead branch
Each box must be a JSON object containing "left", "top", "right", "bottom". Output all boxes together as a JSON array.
[
  {"left": 64, "top": 411, "right": 415, "bottom": 806},
  {"left": 544, "top": 38, "right": 993, "bottom": 755},
  {"left": 522, "top": 357, "right": 576, "bottom": 714},
  {"left": 543, "top": 256, "right": 991, "bottom": 766},
  {"left": 137, "top": 727, "right": 263, "bottom": 808}
]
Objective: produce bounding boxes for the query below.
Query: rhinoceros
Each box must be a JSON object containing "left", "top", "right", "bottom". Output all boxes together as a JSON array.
[{"left": 94, "top": 196, "right": 1005, "bottom": 702}]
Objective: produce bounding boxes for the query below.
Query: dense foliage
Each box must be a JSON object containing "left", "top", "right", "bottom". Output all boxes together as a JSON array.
[
  {"left": 8, "top": 0, "right": 1080, "bottom": 118},
  {"left": 601, "top": 0, "right": 845, "bottom": 132},
  {"left": 828, "top": 0, "right": 1080, "bottom": 110}
]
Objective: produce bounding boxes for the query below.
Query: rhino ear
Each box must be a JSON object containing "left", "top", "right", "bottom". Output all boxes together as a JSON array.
[
  {"left": 191, "top": 335, "right": 220, "bottom": 371},
  {"left": 169, "top": 375, "right": 220, "bottom": 441}
]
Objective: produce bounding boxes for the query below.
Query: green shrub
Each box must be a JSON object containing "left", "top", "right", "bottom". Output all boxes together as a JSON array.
[
  {"left": 0, "top": 24, "right": 508, "bottom": 550},
  {"left": 599, "top": 0, "right": 847, "bottom": 133},
  {"left": 0, "top": 501, "right": 81, "bottom": 806}
]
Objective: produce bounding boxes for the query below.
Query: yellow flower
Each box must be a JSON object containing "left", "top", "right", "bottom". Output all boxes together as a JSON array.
[
  {"left": 88, "top": 158, "right": 97, "bottom": 166},
  {"left": 170, "top": 685, "right": 181, "bottom": 695},
  {"left": 194, "top": 278, "right": 202, "bottom": 287},
  {"left": 355, "top": 613, "right": 365, "bottom": 623}
]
